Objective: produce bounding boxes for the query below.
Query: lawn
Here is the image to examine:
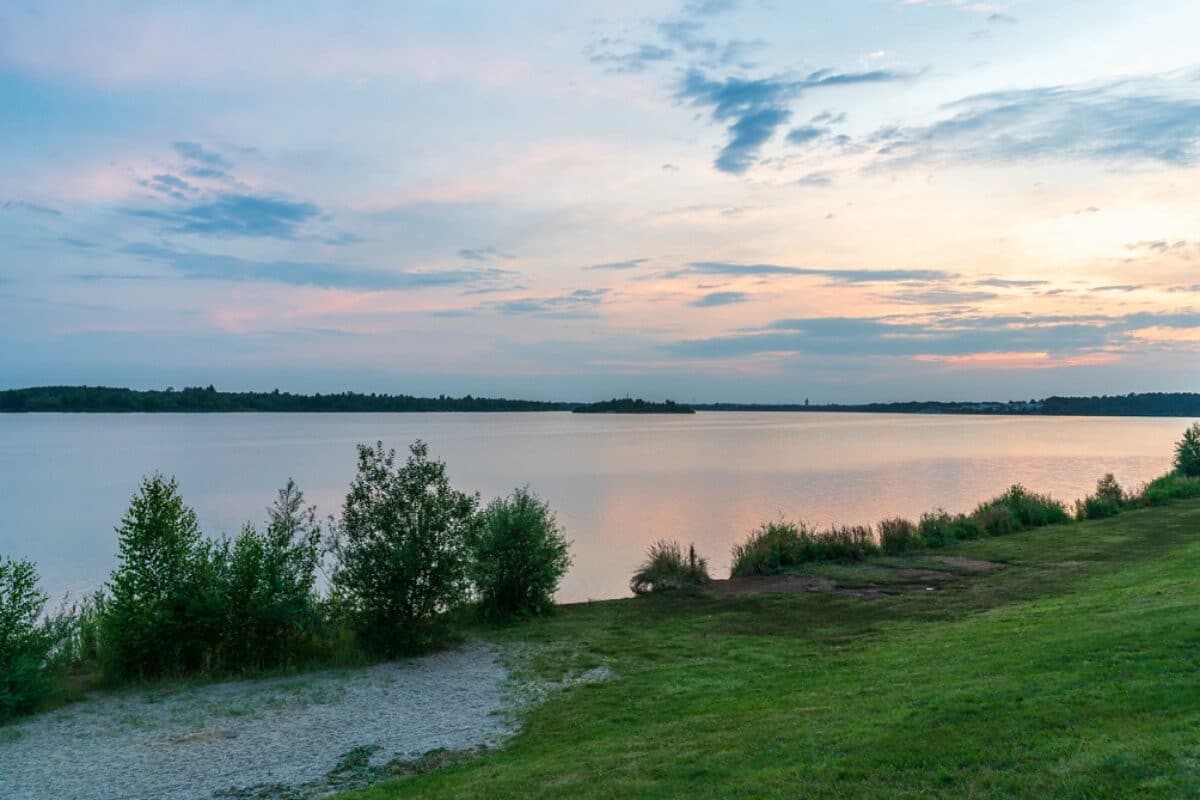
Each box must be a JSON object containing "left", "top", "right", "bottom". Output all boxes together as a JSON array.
[{"left": 343, "top": 500, "right": 1200, "bottom": 799}]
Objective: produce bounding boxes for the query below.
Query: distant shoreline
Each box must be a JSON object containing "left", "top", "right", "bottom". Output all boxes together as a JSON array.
[{"left": 2, "top": 386, "right": 1199, "bottom": 418}]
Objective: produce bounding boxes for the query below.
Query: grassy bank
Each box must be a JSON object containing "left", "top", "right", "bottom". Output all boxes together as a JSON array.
[{"left": 342, "top": 499, "right": 1200, "bottom": 799}]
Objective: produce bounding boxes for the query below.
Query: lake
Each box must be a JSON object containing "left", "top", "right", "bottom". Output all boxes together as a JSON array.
[{"left": 0, "top": 412, "right": 1189, "bottom": 603}]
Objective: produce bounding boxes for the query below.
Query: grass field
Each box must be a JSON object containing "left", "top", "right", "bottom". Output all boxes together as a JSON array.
[{"left": 341, "top": 499, "right": 1200, "bottom": 799}]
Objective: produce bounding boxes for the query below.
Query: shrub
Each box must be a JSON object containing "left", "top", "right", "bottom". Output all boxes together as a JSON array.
[
  {"left": 878, "top": 517, "right": 922, "bottom": 554},
  {"left": 630, "top": 540, "right": 710, "bottom": 594},
  {"left": 730, "top": 520, "right": 813, "bottom": 576},
  {"left": 730, "top": 519, "right": 880, "bottom": 576},
  {"left": 470, "top": 488, "right": 572, "bottom": 621},
  {"left": 101, "top": 474, "right": 221, "bottom": 679},
  {"left": 917, "top": 510, "right": 983, "bottom": 548},
  {"left": 972, "top": 504, "right": 1020, "bottom": 537},
  {"left": 56, "top": 591, "right": 106, "bottom": 670},
  {"left": 1175, "top": 422, "right": 1200, "bottom": 477},
  {"left": 1075, "top": 473, "right": 1126, "bottom": 520},
  {"left": 820, "top": 525, "right": 879, "bottom": 561},
  {"left": 1093, "top": 473, "right": 1125, "bottom": 503},
  {"left": 330, "top": 441, "right": 480, "bottom": 655},
  {"left": 221, "top": 480, "right": 323, "bottom": 670},
  {"left": 0, "top": 558, "right": 60, "bottom": 721},
  {"left": 973, "top": 485, "right": 1071, "bottom": 534},
  {"left": 1136, "top": 473, "right": 1200, "bottom": 506}
]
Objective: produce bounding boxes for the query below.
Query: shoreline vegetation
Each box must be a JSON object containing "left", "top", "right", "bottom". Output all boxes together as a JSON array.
[
  {"left": 2, "top": 385, "right": 1200, "bottom": 417},
  {"left": 1, "top": 427, "right": 1198, "bottom": 797},
  {"left": 3, "top": 422, "right": 1198, "bottom": 729}
]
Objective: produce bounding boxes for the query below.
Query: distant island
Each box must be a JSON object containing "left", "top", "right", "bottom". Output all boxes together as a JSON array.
[
  {"left": 571, "top": 398, "right": 695, "bottom": 415},
  {"left": 1, "top": 386, "right": 1198, "bottom": 417}
]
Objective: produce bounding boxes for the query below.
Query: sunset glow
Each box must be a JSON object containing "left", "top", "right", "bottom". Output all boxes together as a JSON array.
[{"left": 2, "top": 1, "right": 1198, "bottom": 401}]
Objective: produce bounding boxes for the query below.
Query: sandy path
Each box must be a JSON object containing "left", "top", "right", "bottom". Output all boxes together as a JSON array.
[{"left": 0, "top": 641, "right": 512, "bottom": 800}]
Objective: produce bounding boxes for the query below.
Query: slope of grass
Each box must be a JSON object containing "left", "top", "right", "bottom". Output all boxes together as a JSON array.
[{"left": 343, "top": 501, "right": 1200, "bottom": 799}]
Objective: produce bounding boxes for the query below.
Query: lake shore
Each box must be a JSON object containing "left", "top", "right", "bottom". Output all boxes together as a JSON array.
[
  {"left": 333, "top": 498, "right": 1200, "bottom": 798},
  {"left": 8, "top": 500, "right": 1199, "bottom": 798}
]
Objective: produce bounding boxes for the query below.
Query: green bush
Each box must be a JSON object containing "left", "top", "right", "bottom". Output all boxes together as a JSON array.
[
  {"left": 1136, "top": 473, "right": 1200, "bottom": 505},
  {"left": 730, "top": 519, "right": 881, "bottom": 576},
  {"left": 730, "top": 520, "right": 813, "bottom": 576},
  {"left": 221, "top": 480, "right": 323, "bottom": 670},
  {"left": 470, "top": 488, "right": 572, "bottom": 621},
  {"left": 100, "top": 474, "right": 220, "bottom": 680},
  {"left": 973, "top": 485, "right": 1071, "bottom": 533},
  {"left": 917, "top": 510, "right": 984, "bottom": 547},
  {"left": 1075, "top": 474, "right": 1127, "bottom": 520},
  {"left": 820, "top": 525, "right": 880, "bottom": 561},
  {"left": 1175, "top": 423, "right": 1200, "bottom": 477},
  {"left": 330, "top": 441, "right": 480, "bottom": 655},
  {"left": 0, "top": 558, "right": 63, "bottom": 721},
  {"left": 630, "top": 540, "right": 710, "bottom": 594},
  {"left": 878, "top": 517, "right": 922, "bottom": 554}
]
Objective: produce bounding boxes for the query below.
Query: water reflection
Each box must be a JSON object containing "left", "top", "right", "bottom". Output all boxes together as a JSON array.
[{"left": 0, "top": 412, "right": 1185, "bottom": 602}]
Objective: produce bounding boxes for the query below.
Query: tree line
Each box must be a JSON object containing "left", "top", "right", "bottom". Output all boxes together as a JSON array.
[{"left": 4, "top": 386, "right": 1199, "bottom": 417}]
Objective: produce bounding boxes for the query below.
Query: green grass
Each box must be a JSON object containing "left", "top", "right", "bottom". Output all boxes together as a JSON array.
[{"left": 340, "top": 500, "right": 1200, "bottom": 799}]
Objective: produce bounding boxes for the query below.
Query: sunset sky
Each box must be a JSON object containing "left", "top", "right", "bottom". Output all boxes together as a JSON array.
[{"left": 2, "top": 0, "right": 1198, "bottom": 402}]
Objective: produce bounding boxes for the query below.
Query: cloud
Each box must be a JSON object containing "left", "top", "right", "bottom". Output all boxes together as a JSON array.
[
  {"left": 795, "top": 171, "right": 833, "bottom": 187},
  {"left": 692, "top": 290, "right": 749, "bottom": 307},
  {"left": 684, "top": 0, "right": 739, "bottom": 15},
  {"left": 120, "top": 242, "right": 514, "bottom": 290},
  {"left": 458, "top": 246, "right": 513, "bottom": 261},
  {"left": 584, "top": 258, "right": 649, "bottom": 271},
  {"left": 141, "top": 173, "right": 197, "bottom": 200},
  {"left": 657, "top": 22, "right": 764, "bottom": 70},
  {"left": 887, "top": 288, "right": 998, "bottom": 304},
  {"left": 674, "top": 261, "right": 955, "bottom": 283},
  {"left": 988, "top": 13, "right": 1018, "bottom": 24},
  {"left": 129, "top": 193, "right": 322, "bottom": 238},
  {"left": 869, "top": 71, "right": 1200, "bottom": 168},
  {"left": 975, "top": 278, "right": 1050, "bottom": 288},
  {"left": 589, "top": 43, "right": 675, "bottom": 74},
  {"left": 1126, "top": 240, "right": 1197, "bottom": 259},
  {"left": 786, "top": 125, "right": 829, "bottom": 145},
  {"left": 489, "top": 288, "right": 609, "bottom": 316},
  {"left": 1, "top": 200, "right": 62, "bottom": 217},
  {"left": 173, "top": 141, "right": 233, "bottom": 180},
  {"left": 678, "top": 68, "right": 911, "bottom": 173},
  {"left": 670, "top": 311, "right": 1200, "bottom": 359}
]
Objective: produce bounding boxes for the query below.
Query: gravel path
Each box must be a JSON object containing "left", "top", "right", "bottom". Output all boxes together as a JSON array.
[{"left": 0, "top": 642, "right": 513, "bottom": 800}]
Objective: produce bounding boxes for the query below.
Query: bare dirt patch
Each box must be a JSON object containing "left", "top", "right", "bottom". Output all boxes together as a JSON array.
[
  {"left": 705, "top": 557, "right": 1007, "bottom": 599},
  {"left": 927, "top": 556, "right": 1008, "bottom": 574}
]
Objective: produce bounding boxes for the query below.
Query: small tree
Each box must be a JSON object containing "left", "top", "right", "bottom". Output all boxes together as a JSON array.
[
  {"left": 0, "top": 558, "right": 55, "bottom": 721},
  {"left": 330, "top": 441, "right": 480, "bottom": 654},
  {"left": 471, "top": 488, "right": 571, "bottom": 621},
  {"left": 1094, "top": 473, "right": 1124, "bottom": 503},
  {"left": 1076, "top": 473, "right": 1127, "bottom": 520},
  {"left": 1176, "top": 423, "right": 1200, "bottom": 477},
  {"left": 101, "top": 474, "right": 211, "bottom": 679},
  {"left": 223, "top": 480, "right": 323, "bottom": 669}
]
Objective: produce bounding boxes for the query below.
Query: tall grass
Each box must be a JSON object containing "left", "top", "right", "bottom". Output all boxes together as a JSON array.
[
  {"left": 630, "top": 540, "right": 710, "bottom": 594},
  {"left": 729, "top": 520, "right": 881, "bottom": 577},
  {"left": 729, "top": 484, "right": 1077, "bottom": 578},
  {"left": 878, "top": 517, "right": 922, "bottom": 554},
  {"left": 973, "top": 485, "right": 1072, "bottom": 532},
  {"left": 916, "top": 510, "right": 984, "bottom": 548}
]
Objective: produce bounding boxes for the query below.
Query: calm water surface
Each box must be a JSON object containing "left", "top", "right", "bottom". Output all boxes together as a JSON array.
[{"left": 0, "top": 412, "right": 1188, "bottom": 602}]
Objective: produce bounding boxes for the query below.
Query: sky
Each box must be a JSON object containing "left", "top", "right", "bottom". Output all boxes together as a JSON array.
[{"left": 1, "top": 0, "right": 1199, "bottom": 403}]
